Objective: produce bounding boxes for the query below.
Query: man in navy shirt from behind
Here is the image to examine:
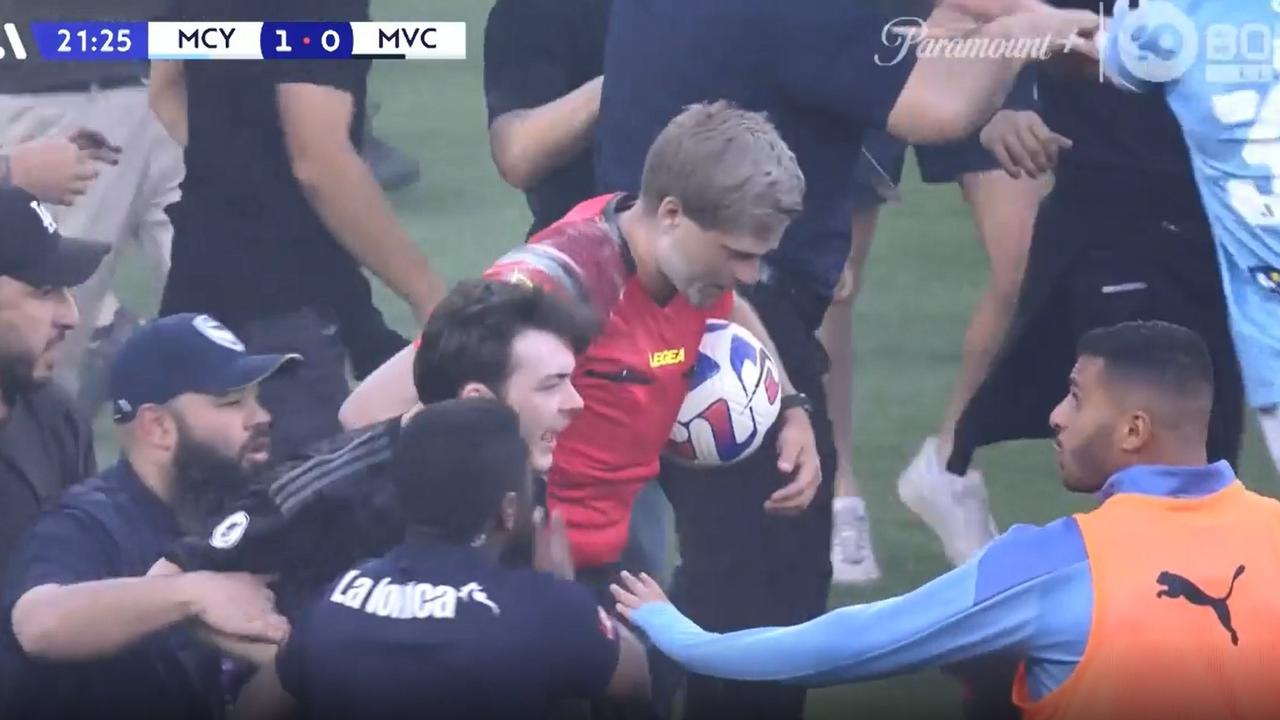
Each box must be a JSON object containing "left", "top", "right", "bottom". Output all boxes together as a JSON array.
[
  {"left": 236, "top": 397, "right": 650, "bottom": 720},
  {"left": 1, "top": 312, "right": 293, "bottom": 720}
]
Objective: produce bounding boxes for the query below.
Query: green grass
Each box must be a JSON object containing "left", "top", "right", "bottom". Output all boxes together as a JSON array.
[{"left": 106, "top": 1, "right": 1279, "bottom": 716}]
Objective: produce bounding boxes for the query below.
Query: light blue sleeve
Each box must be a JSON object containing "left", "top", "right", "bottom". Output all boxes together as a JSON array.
[{"left": 629, "top": 519, "right": 1090, "bottom": 687}]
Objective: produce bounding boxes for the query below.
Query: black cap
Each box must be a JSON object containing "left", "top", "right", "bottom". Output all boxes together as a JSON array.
[
  {"left": 0, "top": 187, "right": 109, "bottom": 288},
  {"left": 393, "top": 398, "right": 531, "bottom": 540},
  {"left": 110, "top": 313, "right": 300, "bottom": 423}
]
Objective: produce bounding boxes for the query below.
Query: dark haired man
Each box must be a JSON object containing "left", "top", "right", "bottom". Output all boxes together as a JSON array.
[
  {"left": 616, "top": 321, "right": 1280, "bottom": 720},
  {"left": 164, "top": 278, "right": 594, "bottom": 590}
]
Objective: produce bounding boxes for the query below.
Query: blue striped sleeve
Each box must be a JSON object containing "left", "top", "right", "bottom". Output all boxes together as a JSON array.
[{"left": 630, "top": 518, "right": 1090, "bottom": 686}]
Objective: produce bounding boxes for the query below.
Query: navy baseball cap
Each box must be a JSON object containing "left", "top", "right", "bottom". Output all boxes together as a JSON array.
[
  {"left": 0, "top": 187, "right": 109, "bottom": 288},
  {"left": 110, "top": 313, "right": 300, "bottom": 423}
]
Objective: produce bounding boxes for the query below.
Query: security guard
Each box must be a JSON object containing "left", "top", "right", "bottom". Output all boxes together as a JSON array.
[
  {"left": 617, "top": 321, "right": 1280, "bottom": 720},
  {"left": 237, "top": 398, "right": 650, "bottom": 719},
  {"left": 1, "top": 313, "right": 293, "bottom": 720}
]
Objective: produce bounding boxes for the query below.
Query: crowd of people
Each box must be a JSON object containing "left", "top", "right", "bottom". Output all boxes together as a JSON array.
[{"left": 0, "top": 0, "right": 1279, "bottom": 718}]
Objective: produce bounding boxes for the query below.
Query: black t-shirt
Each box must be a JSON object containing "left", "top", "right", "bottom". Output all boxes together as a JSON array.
[
  {"left": 161, "top": 0, "right": 382, "bottom": 332},
  {"left": 1041, "top": 0, "right": 1202, "bottom": 214},
  {"left": 484, "top": 0, "right": 611, "bottom": 237},
  {"left": 277, "top": 533, "right": 620, "bottom": 719},
  {"left": 594, "top": 0, "right": 916, "bottom": 297},
  {"left": 1, "top": 461, "right": 224, "bottom": 720}
]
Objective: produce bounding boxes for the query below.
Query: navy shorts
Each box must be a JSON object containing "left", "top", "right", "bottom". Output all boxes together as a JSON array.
[{"left": 852, "top": 67, "right": 1039, "bottom": 211}]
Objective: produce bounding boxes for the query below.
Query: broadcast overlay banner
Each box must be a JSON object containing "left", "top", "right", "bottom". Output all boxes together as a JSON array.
[{"left": 27, "top": 22, "right": 466, "bottom": 60}]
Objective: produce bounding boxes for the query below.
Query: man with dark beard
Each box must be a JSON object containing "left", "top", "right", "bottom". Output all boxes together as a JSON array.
[
  {"left": 0, "top": 187, "right": 108, "bottom": 578},
  {"left": 0, "top": 312, "right": 294, "bottom": 720}
]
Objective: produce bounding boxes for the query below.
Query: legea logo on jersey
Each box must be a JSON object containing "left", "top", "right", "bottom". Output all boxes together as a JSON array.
[{"left": 1109, "top": 0, "right": 1199, "bottom": 83}]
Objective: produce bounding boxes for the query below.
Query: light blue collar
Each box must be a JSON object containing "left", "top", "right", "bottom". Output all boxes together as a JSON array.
[{"left": 1097, "top": 460, "right": 1236, "bottom": 501}]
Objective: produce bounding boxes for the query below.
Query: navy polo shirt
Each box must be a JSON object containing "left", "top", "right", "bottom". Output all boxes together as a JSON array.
[
  {"left": 278, "top": 532, "right": 621, "bottom": 719},
  {"left": 0, "top": 459, "right": 225, "bottom": 720},
  {"left": 594, "top": 0, "right": 916, "bottom": 297}
]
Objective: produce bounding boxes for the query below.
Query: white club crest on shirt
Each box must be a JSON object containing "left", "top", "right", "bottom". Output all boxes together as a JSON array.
[
  {"left": 192, "top": 314, "right": 246, "bottom": 352},
  {"left": 209, "top": 511, "right": 250, "bottom": 549}
]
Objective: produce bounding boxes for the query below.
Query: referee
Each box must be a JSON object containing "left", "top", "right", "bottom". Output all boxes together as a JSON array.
[{"left": 594, "top": 1, "right": 1097, "bottom": 717}]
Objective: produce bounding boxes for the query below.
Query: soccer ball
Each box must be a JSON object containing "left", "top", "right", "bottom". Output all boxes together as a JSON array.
[{"left": 666, "top": 320, "right": 783, "bottom": 466}]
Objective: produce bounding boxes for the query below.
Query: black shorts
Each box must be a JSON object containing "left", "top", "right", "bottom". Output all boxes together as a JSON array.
[
  {"left": 851, "top": 128, "right": 1002, "bottom": 212},
  {"left": 852, "top": 67, "right": 1038, "bottom": 212},
  {"left": 948, "top": 171, "right": 1245, "bottom": 475}
]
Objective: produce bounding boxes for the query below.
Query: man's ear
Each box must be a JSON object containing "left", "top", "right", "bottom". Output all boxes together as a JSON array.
[
  {"left": 1120, "top": 410, "right": 1152, "bottom": 453},
  {"left": 136, "top": 404, "right": 178, "bottom": 453},
  {"left": 499, "top": 492, "right": 518, "bottom": 533},
  {"left": 459, "top": 382, "right": 497, "bottom": 400},
  {"left": 656, "top": 196, "right": 684, "bottom": 227}
]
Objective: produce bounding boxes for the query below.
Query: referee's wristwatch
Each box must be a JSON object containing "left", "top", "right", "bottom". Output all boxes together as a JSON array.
[{"left": 780, "top": 392, "right": 813, "bottom": 415}]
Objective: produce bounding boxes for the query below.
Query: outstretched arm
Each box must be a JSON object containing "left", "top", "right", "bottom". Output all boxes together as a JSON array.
[{"left": 613, "top": 521, "right": 1090, "bottom": 685}]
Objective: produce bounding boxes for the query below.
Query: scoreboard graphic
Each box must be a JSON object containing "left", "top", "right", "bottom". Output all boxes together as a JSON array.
[{"left": 0, "top": 22, "right": 465, "bottom": 61}]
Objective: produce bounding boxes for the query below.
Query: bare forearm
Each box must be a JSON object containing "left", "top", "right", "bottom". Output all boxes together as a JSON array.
[
  {"left": 729, "top": 293, "right": 795, "bottom": 396},
  {"left": 888, "top": 11, "right": 1033, "bottom": 144},
  {"left": 295, "top": 148, "right": 444, "bottom": 319},
  {"left": 231, "top": 664, "right": 296, "bottom": 720},
  {"left": 12, "top": 576, "right": 196, "bottom": 661},
  {"left": 338, "top": 342, "right": 417, "bottom": 430},
  {"left": 489, "top": 76, "right": 603, "bottom": 190}
]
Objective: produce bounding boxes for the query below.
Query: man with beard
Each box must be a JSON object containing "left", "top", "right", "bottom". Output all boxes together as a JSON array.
[
  {"left": 0, "top": 312, "right": 293, "bottom": 720},
  {"left": 165, "top": 278, "right": 594, "bottom": 594},
  {"left": 0, "top": 187, "right": 108, "bottom": 577},
  {"left": 615, "top": 321, "right": 1280, "bottom": 720},
  {"left": 232, "top": 398, "right": 650, "bottom": 720}
]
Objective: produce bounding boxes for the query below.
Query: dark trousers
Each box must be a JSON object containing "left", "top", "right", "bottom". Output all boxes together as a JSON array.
[
  {"left": 658, "top": 275, "right": 836, "bottom": 720},
  {"left": 238, "top": 308, "right": 351, "bottom": 462}
]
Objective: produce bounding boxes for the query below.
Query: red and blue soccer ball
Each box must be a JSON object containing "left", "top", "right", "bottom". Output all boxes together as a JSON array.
[{"left": 666, "top": 320, "right": 783, "bottom": 467}]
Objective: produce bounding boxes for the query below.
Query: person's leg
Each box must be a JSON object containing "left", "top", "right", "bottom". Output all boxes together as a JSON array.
[
  {"left": 937, "top": 170, "right": 1046, "bottom": 460},
  {"left": 663, "top": 277, "right": 835, "bottom": 720},
  {"left": 825, "top": 131, "right": 904, "bottom": 586},
  {"left": 237, "top": 308, "right": 351, "bottom": 461},
  {"left": 898, "top": 150, "right": 1047, "bottom": 566},
  {"left": 823, "top": 206, "right": 882, "bottom": 585}
]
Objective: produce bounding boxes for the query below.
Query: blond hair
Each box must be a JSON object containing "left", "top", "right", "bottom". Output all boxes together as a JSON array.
[{"left": 639, "top": 101, "right": 804, "bottom": 233}]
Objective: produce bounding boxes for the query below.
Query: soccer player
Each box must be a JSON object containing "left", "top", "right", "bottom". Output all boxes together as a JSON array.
[
  {"left": 230, "top": 398, "right": 650, "bottom": 720},
  {"left": 339, "top": 102, "right": 823, "bottom": 598},
  {"left": 614, "top": 321, "right": 1280, "bottom": 720},
  {"left": 1097, "top": 0, "right": 1280, "bottom": 475}
]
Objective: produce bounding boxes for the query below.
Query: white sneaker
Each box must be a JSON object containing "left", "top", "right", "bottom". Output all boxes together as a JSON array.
[
  {"left": 897, "top": 437, "right": 998, "bottom": 566},
  {"left": 831, "top": 496, "right": 882, "bottom": 585}
]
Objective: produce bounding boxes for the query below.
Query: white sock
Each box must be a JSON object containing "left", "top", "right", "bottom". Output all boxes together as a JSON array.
[
  {"left": 1259, "top": 407, "right": 1280, "bottom": 475},
  {"left": 833, "top": 496, "right": 867, "bottom": 517}
]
